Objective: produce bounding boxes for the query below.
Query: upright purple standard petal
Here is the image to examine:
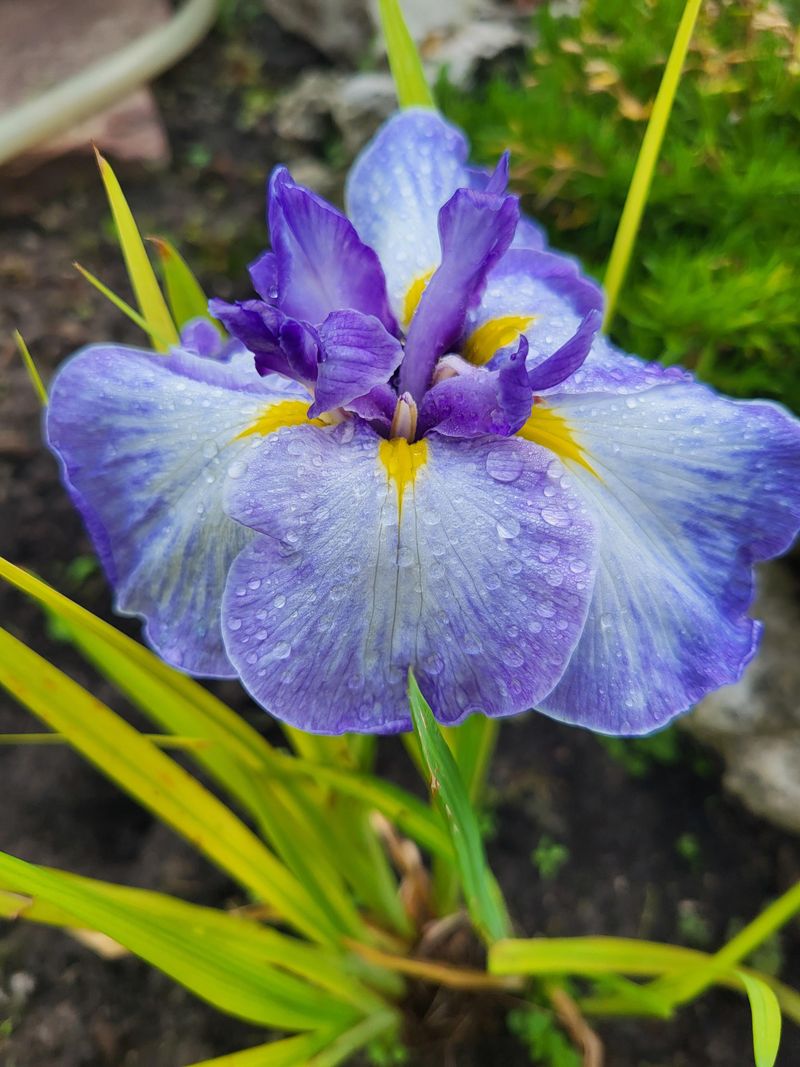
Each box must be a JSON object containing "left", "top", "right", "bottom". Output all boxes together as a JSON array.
[
  {"left": 399, "top": 187, "right": 519, "bottom": 401},
  {"left": 346, "top": 110, "right": 471, "bottom": 318},
  {"left": 268, "top": 166, "right": 396, "bottom": 330},
  {"left": 222, "top": 422, "right": 598, "bottom": 733},
  {"left": 526, "top": 372, "right": 800, "bottom": 734},
  {"left": 310, "top": 311, "right": 404, "bottom": 417},
  {"left": 46, "top": 344, "right": 310, "bottom": 676}
]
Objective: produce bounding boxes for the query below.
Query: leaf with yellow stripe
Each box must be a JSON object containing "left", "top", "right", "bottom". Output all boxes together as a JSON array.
[
  {"left": 94, "top": 147, "right": 179, "bottom": 351},
  {"left": 0, "top": 625, "right": 339, "bottom": 945},
  {"left": 149, "top": 235, "right": 223, "bottom": 334},
  {"left": 0, "top": 851, "right": 358, "bottom": 1030}
]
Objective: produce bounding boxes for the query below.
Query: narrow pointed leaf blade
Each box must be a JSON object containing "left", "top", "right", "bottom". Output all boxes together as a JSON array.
[
  {"left": 407, "top": 671, "right": 509, "bottom": 943},
  {"left": 0, "top": 626, "right": 338, "bottom": 944},
  {"left": 13, "top": 330, "right": 47, "bottom": 406},
  {"left": 377, "top": 0, "right": 435, "bottom": 109},
  {"left": 738, "top": 971, "right": 782, "bottom": 1067},
  {"left": 187, "top": 1032, "right": 338, "bottom": 1067},
  {"left": 94, "top": 148, "right": 179, "bottom": 350},
  {"left": 150, "top": 236, "right": 223, "bottom": 333},
  {"left": 0, "top": 851, "right": 354, "bottom": 1030}
]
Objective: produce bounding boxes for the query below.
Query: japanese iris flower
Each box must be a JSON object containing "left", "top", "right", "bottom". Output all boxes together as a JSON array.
[{"left": 46, "top": 110, "right": 800, "bottom": 735}]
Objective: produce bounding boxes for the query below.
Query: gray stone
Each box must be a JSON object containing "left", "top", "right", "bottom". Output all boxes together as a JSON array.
[
  {"left": 424, "top": 18, "right": 529, "bottom": 88},
  {"left": 263, "top": 0, "right": 516, "bottom": 67},
  {"left": 274, "top": 70, "right": 396, "bottom": 160},
  {"left": 683, "top": 558, "right": 800, "bottom": 834},
  {"left": 262, "top": 0, "right": 371, "bottom": 63}
]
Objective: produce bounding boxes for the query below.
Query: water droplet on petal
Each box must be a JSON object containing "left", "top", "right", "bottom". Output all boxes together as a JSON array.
[
  {"left": 486, "top": 448, "right": 523, "bottom": 483},
  {"left": 541, "top": 506, "right": 570, "bottom": 527},
  {"left": 496, "top": 517, "right": 521, "bottom": 540}
]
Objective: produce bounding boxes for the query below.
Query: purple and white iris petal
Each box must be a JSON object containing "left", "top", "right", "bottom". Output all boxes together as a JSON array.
[
  {"left": 344, "top": 383, "right": 398, "bottom": 431},
  {"left": 526, "top": 308, "right": 603, "bottom": 392},
  {"left": 46, "top": 344, "right": 308, "bottom": 677},
  {"left": 472, "top": 250, "right": 603, "bottom": 371},
  {"left": 536, "top": 378, "right": 800, "bottom": 734},
  {"left": 400, "top": 186, "right": 519, "bottom": 400},
  {"left": 311, "top": 310, "right": 404, "bottom": 417},
  {"left": 248, "top": 250, "right": 278, "bottom": 303},
  {"left": 419, "top": 342, "right": 532, "bottom": 439},
  {"left": 209, "top": 298, "right": 320, "bottom": 385},
  {"left": 179, "top": 317, "right": 226, "bottom": 359},
  {"left": 345, "top": 109, "right": 471, "bottom": 317},
  {"left": 267, "top": 167, "right": 396, "bottom": 331},
  {"left": 550, "top": 333, "right": 691, "bottom": 396},
  {"left": 467, "top": 160, "right": 548, "bottom": 251},
  {"left": 222, "top": 421, "right": 598, "bottom": 733}
]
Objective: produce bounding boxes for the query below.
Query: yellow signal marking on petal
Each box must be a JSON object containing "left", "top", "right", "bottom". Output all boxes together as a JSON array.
[
  {"left": 402, "top": 268, "right": 435, "bottom": 328},
  {"left": 462, "top": 315, "right": 537, "bottom": 366},
  {"left": 379, "top": 437, "right": 429, "bottom": 519},
  {"left": 518, "top": 403, "right": 599, "bottom": 478},
  {"left": 235, "top": 400, "right": 322, "bottom": 441}
]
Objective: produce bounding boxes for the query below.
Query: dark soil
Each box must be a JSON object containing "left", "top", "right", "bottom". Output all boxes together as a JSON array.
[{"left": 1, "top": 7, "right": 799, "bottom": 1067}]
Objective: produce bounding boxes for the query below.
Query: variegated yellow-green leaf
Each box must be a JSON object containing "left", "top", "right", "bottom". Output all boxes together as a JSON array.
[
  {"left": 0, "top": 851, "right": 358, "bottom": 1030},
  {"left": 0, "top": 625, "right": 339, "bottom": 944},
  {"left": 94, "top": 147, "right": 179, "bottom": 350},
  {"left": 149, "top": 236, "right": 223, "bottom": 334},
  {"left": 187, "top": 1032, "right": 338, "bottom": 1067}
]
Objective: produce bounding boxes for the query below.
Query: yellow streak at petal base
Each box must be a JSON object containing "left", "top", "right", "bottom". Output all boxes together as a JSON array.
[
  {"left": 518, "top": 403, "right": 599, "bottom": 478},
  {"left": 402, "top": 268, "right": 435, "bottom": 328},
  {"left": 235, "top": 399, "right": 322, "bottom": 441},
  {"left": 379, "top": 437, "right": 429, "bottom": 519},
  {"left": 463, "top": 315, "right": 536, "bottom": 366}
]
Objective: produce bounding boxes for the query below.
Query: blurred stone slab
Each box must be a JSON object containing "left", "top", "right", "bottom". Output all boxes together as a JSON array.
[
  {"left": 0, "top": 0, "right": 170, "bottom": 172},
  {"left": 683, "top": 558, "right": 800, "bottom": 835}
]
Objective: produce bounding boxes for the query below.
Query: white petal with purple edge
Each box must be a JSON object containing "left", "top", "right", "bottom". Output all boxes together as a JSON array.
[
  {"left": 222, "top": 421, "right": 598, "bottom": 733},
  {"left": 345, "top": 110, "right": 470, "bottom": 319},
  {"left": 468, "top": 250, "right": 602, "bottom": 371},
  {"left": 46, "top": 344, "right": 309, "bottom": 676},
  {"left": 534, "top": 374, "right": 800, "bottom": 733}
]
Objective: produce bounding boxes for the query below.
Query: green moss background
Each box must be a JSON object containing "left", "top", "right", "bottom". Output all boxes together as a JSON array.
[{"left": 439, "top": 0, "right": 800, "bottom": 410}]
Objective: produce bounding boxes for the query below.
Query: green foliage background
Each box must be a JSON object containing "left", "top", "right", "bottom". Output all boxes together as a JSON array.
[{"left": 439, "top": 0, "right": 800, "bottom": 410}]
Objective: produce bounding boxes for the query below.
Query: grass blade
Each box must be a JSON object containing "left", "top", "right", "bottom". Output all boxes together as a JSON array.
[
  {"left": 646, "top": 881, "right": 800, "bottom": 1006},
  {"left": 489, "top": 937, "right": 800, "bottom": 1026},
  {"left": 0, "top": 852, "right": 356, "bottom": 1030},
  {"left": 73, "top": 261, "right": 173, "bottom": 346},
  {"left": 0, "top": 626, "right": 339, "bottom": 944},
  {"left": 94, "top": 147, "right": 179, "bottom": 350},
  {"left": 377, "top": 0, "right": 435, "bottom": 109},
  {"left": 738, "top": 971, "right": 782, "bottom": 1067},
  {"left": 602, "top": 0, "right": 702, "bottom": 329},
  {"left": 442, "top": 715, "right": 498, "bottom": 806},
  {"left": 149, "top": 235, "right": 222, "bottom": 333},
  {"left": 187, "top": 1032, "right": 339, "bottom": 1067},
  {"left": 407, "top": 671, "right": 509, "bottom": 943},
  {"left": 258, "top": 746, "right": 453, "bottom": 861},
  {"left": 13, "top": 331, "right": 47, "bottom": 406}
]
